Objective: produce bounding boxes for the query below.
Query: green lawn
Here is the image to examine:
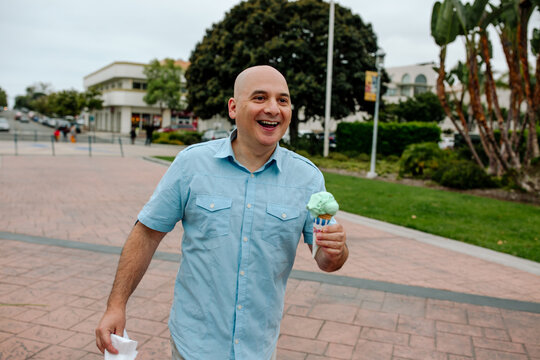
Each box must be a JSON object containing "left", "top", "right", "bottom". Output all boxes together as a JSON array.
[
  {"left": 154, "top": 156, "right": 540, "bottom": 262},
  {"left": 324, "top": 172, "right": 540, "bottom": 262}
]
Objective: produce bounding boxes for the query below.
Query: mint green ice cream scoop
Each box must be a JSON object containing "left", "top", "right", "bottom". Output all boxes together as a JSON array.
[{"left": 306, "top": 191, "right": 339, "bottom": 218}]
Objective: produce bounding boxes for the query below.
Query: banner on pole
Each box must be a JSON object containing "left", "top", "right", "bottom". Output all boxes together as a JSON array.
[{"left": 364, "top": 71, "right": 378, "bottom": 102}]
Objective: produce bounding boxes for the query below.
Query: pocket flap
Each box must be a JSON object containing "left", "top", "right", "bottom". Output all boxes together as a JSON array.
[
  {"left": 196, "top": 195, "right": 232, "bottom": 212},
  {"left": 266, "top": 203, "right": 300, "bottom": 221}
]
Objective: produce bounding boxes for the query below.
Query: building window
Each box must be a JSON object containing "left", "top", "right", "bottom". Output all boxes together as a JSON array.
[
  {"left": 401, "top": 74, "right": 411, "bottom": 84},
  {"left": 133, "top": 81, "right": 147, "bottom": 90},
  {"left": 414, "top": 74, "right": 428, "bottom": 96}
]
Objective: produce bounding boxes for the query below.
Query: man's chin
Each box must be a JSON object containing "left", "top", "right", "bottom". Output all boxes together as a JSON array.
[{"left": 260, "top": 131, "right": 286, "bottom": 146}]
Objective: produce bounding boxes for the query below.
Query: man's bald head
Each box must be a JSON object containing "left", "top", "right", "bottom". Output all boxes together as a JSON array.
[{"left": 233, "top": 65, "right": 289, "bottom": 99}]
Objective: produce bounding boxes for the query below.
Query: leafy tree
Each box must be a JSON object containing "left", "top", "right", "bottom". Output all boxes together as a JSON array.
[
  {"left": 48, "top": 90, "right": 85, "bottom": 117},
  {"left": 388, "top": 92, "right": 446, "bottom": 123},
  {"left": 0, "top": 87, "right": 7, "bottom": 107},
  {"left": 11, "top": 83, "right": 102, "bottom": 118},
  {"left": 143, "top": 59, "right": 184, "bottom": 118},
  {"left": 14, "top": 82, "right": 52, "bottom": 111},
  {"left": 186, "top": 0, "right": 382, "bottom": 142},
  {"left": 83, "top": 88, "right": 104, "bottom": 112}
]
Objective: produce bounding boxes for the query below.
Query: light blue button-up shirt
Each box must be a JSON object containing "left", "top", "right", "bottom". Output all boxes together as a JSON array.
[{"left": 138, "top": 132, "right": 326, "bottom": 359}]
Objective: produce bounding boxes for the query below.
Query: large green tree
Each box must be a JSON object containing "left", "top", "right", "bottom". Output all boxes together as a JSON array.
[
  {"left": 143, "top": 59, "right": 185, "bottom": 118},
  {"left": 0, "top": 87, "right": 7, "bottom": 108},
  {"left": 186, "top": 0, "right": 381, "bottom": 142}
]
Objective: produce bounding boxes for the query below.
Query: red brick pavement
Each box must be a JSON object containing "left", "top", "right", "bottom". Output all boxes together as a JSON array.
[{"left": 1, "top": 150, "right": 539, "bottom": 359}]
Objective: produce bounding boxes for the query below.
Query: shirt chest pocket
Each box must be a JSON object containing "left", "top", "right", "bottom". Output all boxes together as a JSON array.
[
  {"left": 262, "top": 203, "right": 303, "bottom": 247},
  {"left": 195, "top": 195, "right": 232, "bottom": 240}
]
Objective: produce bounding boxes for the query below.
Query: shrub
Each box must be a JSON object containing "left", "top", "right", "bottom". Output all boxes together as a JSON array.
[
  {"left": 336, "top": 121, "right": 441, "bottom": 156},
  {"left": 355, "top": 153, "right": 370, "bottom": 162},
  {"left": 173, "top": 131, "right": 202, "bottom": 145},
  {"left": 399, "top": 142, "right": 446, "bottom": 178},
  {"left": 432, "top": 160, "right": 496, "bottom": 189},
  {"left": 151, "top": 131, "right": 202, "bottom": 145},
  {"left": 328, "top": 152, "right": 349, "bottom": 161},
  {"left": 294, "top": 133, "right": 322, "bottom": 155}
]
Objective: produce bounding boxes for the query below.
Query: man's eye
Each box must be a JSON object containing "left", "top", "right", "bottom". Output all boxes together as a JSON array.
[
  {"left": 254, "top": 96, "right": 265, "bottom": 101},
  {"left": 279, "top": 98, "right": 289, "bottom": 103}
]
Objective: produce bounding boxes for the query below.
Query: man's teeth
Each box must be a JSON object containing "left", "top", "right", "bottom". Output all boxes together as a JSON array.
[{"left": 258, "top": 120, "right": 278, "bottom": 126}]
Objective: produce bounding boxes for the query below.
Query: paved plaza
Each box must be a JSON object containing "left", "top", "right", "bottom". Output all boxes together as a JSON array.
[{"left": 1, "top": 140, "right": 539, "bottom": 359}]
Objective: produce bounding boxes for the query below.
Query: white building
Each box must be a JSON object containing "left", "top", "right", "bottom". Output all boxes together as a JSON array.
[
  {"left": 83, "top": 60, "right": 192, "bottom": 134},
  {"left": 383, "top": 62, "right": 438, "bottom": 104}
]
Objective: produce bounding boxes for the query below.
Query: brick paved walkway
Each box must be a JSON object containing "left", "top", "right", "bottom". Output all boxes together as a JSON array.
[{"left": 1, "top": 142, "right": 539, "bottom": 359}]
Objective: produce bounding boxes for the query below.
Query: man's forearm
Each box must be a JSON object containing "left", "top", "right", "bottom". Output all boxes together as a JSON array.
[{"left": 107, "top": 222, "right": 166, "bottom": 309}]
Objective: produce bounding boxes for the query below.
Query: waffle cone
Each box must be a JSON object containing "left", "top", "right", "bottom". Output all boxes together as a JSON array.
[{"left": 318, "top": 214, "right": 332, "bottom": 220}]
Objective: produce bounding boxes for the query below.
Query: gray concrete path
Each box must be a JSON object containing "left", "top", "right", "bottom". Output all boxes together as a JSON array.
[{"left": 1, "top": 141, "right": 539, "bottom": 359}]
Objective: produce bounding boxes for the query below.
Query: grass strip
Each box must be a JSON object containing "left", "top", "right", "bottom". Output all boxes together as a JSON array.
[{"left": 324, "top": 172, "right": 540, "bottom": 262}]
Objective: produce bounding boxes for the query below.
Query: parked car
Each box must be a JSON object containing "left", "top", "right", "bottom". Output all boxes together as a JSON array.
[
  {"left": 202, "top": 129, "right": 230, "bottom": 141},
  {"left": 315, "top": 132, "right": 337, "bottom": 149},
  {"left": 0, "top": 117, "right": 10, "bottom": 131},
  {"left": 19, "top": 115, "right": 30, "bottom": 123},
  {"left": 157, "top": 123, "right": 197, "bottom": 133},
  {"left": 439, "top": 137, "right": 455, "bottom": 149}
]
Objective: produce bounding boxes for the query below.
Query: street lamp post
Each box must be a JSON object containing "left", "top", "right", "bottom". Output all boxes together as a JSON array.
[
  {"left": 366, "top": 50, "right": 385, "bottom": 179},
  {"left": 323, "top": 0, "right": 335, "bottom": 158}
]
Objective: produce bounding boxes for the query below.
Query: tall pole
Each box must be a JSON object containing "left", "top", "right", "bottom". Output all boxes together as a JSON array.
[
  {"left": 367, "top": 51, "right": 384, "bottom": 178},
  {"left": 323, "top": 0, "right": 335, "bottom": 158}
]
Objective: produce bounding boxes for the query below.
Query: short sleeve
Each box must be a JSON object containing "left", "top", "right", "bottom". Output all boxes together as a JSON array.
[{"left": 138, "top": 155, "right": 187, "bottom": 233}]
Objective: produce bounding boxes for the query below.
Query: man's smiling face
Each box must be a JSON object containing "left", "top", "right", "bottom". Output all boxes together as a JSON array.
[{"left": 228, "top": 66, "right": 292, "bottom": 151}]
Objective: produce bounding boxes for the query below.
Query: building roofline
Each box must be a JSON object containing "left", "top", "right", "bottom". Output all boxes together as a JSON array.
[{"left": 84, "top": 61, "right": 148, "bottom": 80}]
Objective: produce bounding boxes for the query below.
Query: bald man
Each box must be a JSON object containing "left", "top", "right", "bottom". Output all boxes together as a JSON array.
[{"left": 95, "top": 65, "right": 348, "bottom": 359}]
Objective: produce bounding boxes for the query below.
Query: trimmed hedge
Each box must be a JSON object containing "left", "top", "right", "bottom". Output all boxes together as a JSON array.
[{"left": 336, "top": 121, "right": 441, "bottom": 156}]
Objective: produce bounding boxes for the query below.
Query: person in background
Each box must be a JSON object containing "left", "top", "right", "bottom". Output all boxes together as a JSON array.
[
  {"left": 145, "top": 124, "right": 153, "bottom": 146},
  {"left": 130, "top": 126, "right": 137, "bottom": 145},
  {"left": 95, "top": 65, "right": 348, "bottom": 360},
  {"left": 70, "top": 124, "right": 77, "bottom": 143}
]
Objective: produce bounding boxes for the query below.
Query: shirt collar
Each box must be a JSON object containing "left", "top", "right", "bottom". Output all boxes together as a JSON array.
[{"left": 214, "top": 129, "right": 283, "bottom": 173}]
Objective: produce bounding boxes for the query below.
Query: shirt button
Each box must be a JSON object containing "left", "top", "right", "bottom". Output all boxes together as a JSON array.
[
  {"left": 282, "top": 213, "right": 287, "bottom": 219},
  {"left": 240, "top": 270, "right": 245, "bottom": 276},
  {"left": 238, "top": 305, "right": 242, "bottom": 310},
  {"left": 243, "top": 237, "right": 248, "bottom": 242},
  {"left": 235, "top": 339, "right": 239, "bottom": 344},
  {"left": 210, "top": 203, "right": 215, "bottom": 209},
  {"left": 247, "top": 203, "right": 251, "bottom": 209}
]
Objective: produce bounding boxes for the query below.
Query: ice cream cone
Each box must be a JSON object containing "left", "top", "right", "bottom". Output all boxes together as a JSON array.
[
  {"left": 306, "top": 191, "right": 339, "bottom": 259},
  {"left": 312, "top": 214, "right": 332, "bottom": 258}
]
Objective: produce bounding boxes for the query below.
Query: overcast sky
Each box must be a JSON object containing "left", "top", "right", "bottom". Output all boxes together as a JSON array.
[{"left": 1, "top": 0, "right": 535, "bottom": 106}]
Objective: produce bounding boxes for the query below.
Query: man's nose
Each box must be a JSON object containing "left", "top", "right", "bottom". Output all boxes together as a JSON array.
[{"left": 264, "top": 99, "right": 280, "bottom": 116}]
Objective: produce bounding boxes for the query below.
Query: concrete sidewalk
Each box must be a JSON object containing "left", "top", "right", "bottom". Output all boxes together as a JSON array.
[{"left": 1, "top": 143, "right": 539, "bottom": 359}]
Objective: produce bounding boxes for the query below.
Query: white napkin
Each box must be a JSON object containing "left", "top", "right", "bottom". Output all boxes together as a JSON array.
[{"left": 104, "top": 330, "right": 138, "bottom": 360}]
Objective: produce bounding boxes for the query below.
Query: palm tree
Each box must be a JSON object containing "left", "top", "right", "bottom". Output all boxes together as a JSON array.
[{"left": 431, "top": 0, "right": 539, "bottom": 192}]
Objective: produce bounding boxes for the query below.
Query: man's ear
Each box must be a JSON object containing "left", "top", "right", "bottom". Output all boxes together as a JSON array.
[{"left": 228, "top": 98, "right": 237, "bottom": 119}]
